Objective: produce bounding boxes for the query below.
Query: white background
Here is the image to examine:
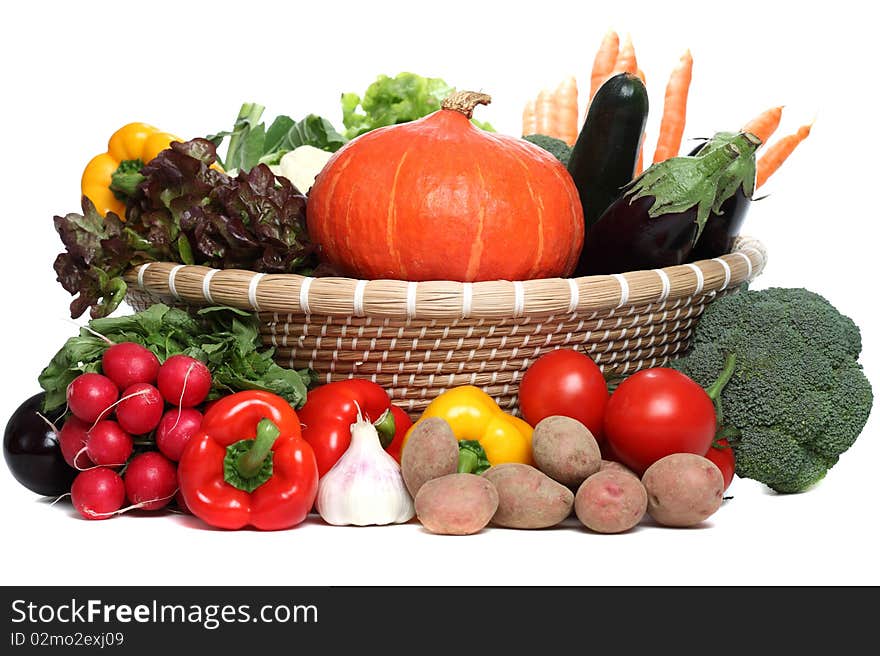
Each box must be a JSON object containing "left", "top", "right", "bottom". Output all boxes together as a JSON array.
[{"left": 1, "top": 0, "right": 877, "bottom": 586}]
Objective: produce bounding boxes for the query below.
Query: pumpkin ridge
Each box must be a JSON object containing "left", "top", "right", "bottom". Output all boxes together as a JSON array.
[
  {"left": 342, "top": 191, "right": 355, "bottom": 265},
  {"left": 465, "top": 160, "right": 487, "bottom": 281},
  {"left": 318, "top": 151, "right": 353, "bottom": 269},
  {"left": 386, "top": 149, "right": 411, "bottom": 280},
  {"left": 507, "top": 145, "right": 546, "bottom": 279}
]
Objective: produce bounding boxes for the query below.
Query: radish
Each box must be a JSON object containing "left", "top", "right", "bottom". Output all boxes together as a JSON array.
[
  {"left": 85, "top": 420, "right": 133, "bottom": 467},
  {"left": 157, "top": 355, "right": 211, "bottom": 408},
  {"left": 155, "top": 408, "right": 202, "bottom": 461},
  {"left": 115, "top": 383, "right": 164, "bottom": 435},
  {"left": 66, "top": 373, "right": 118, "bottom": 423},
  {"left": 71, "top": 467, "right": 126, "bottom": 520},
  {"left": 124, "top": 452, "right": 177, "bottom": 510},
  {"left": 101, "top": 342, "right": 160, "bottom": 390},
  {"left": 58, "top": 416, "right": 94, "bottom": 469}
]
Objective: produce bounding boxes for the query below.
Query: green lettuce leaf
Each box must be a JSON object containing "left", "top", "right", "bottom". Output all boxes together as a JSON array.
[{"left": 342, "top": 72, "right": 495, "bottom": 139}]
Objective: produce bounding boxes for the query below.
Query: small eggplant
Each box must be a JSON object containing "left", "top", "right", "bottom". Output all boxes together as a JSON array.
[
  {"left": 688, "top": 133, "right": 754, "bottom": 260},
  {"left": 578, "top": 132, "right": 760, "bottom": 275},
  {"left": 4, "top": 393, "right": 76, "bottom": 496}
]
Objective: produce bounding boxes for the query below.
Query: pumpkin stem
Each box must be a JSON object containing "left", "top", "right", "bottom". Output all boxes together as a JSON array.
[{"left": 441, "top": 91, "right": 492, "bottom": 119}]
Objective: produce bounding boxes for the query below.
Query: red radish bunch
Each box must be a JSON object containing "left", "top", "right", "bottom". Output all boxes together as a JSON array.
[{"left": 61, "top": 344, "right": 211, "bottom": 520}]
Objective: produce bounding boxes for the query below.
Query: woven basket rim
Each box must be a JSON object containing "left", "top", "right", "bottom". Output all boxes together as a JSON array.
[{"left": 124, "top": 236, "right": 766, "bottom": 320}]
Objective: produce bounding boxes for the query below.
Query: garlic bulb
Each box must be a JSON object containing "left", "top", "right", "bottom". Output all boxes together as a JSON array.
[{"left": 316, "top": 412, "right": 415, "bottom": 526}]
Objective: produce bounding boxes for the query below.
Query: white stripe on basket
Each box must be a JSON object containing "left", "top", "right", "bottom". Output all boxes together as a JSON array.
[
  {"left": 167, "top": 264, "right": 185, "bottom": 300},
  {"left": 731, "top": 251, "right": 753, "bottom": 280},
  {"left": 566, "top": 279, "right": 579, "bottom": 314},
  {"left": 353, "top": 279, "right": 368, "bottom": 317},
  {"left": 654, "top": 269, "right": 671, "bottom": 303},
  {"left": 201, "top": 269, "right": 218, "bottom": 304},
  {"left": 611, "top": 274, "right": 629, "bottom": 308},
  {"left": 461, "top": 282, "right": 473, "bottom": 319},
  {"left": 299, "top": 277, "right": 314, "bottom": 314},
  {"left": 137, "top": 263, "right": 152, "bottom": 290},
  {"left": 406, "top": 282, "right": 418, "bottom": 320},
  {"left": 513, "top": 281, "right": 525, "bottom": 318},
  {"left": 712, "top": 258, "right": 732, "bottom": 291},
  {"left": 685, "top": 263, "right": 704, "bottom": 295},
  {"left": 248, "top": 273, "right": 265, "bottom": 311}
]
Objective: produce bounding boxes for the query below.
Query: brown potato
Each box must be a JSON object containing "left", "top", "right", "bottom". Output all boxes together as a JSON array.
[
  {"left": 532, "top": 416, "right": 601, "bottom": 487},
  {"left": 414, "top": 473, "right": 499, "bottom": 535},
  {"left": 642, "top": 454, "right": 724, "bottom": 528},
  {"left": 600, "top": 459, "right": 638, "bottom": 479},
  {"left": 401, "top": 418, "right": 459, "bottom": 497},
  {"left": 483, "top": 463, "right": 574, "bottom": 529},
  {"left": 575, "top": 470, "right": 647, "bottom": 533}
]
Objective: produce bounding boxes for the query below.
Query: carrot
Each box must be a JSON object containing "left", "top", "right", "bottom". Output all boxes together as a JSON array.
[
  {"left": 653, "top": 50, "right": 694, "bottom": 163},
  {"left": 590, "top": 30, "right": 620, "bottom": 101},
  {"left": 522, "top": 99, "right": 537, "bottom": 136},
  {"left": 634, "top": 69, "right": 646, "bottom": 175},
  {"left": 635, "top": 133, "right": 645, "bottom": 177},
  {"left": 535, "top": 88, "right": 556, "bottom": 137},
  {"left": 756, "top": 123, "right": 812, "bottom": 189},
  {"left": 613, "top": 34, "right": 638, "bottom": 74},
  {"left": 742, "top": 106, "right": 784, "bottom": 146},
  {"left": 555, "top": 76, "right": 579, "bottom": 146}
]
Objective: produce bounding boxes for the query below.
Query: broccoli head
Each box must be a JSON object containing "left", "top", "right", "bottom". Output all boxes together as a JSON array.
[
  {"left": 523, "top": 134, "right": 572, "bottom": 166},
  {"left": 672, "top": 287, "right": 873, "bottom": 493}
]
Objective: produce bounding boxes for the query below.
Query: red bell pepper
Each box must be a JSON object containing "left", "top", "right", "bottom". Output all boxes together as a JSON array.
[
  {"left": 298, "top": 379, "right": 412, "bottom": 476},
  {"left": 177, "top": 390, "right": 318, "bottom": 531}
]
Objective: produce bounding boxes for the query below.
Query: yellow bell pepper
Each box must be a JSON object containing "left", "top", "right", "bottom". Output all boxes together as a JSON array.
[
  {"left": 81, "top": 122, "right": 181, "bottom": 218},
  {"left": 405, "top": 386, "right": 534, "bottom": 466}
]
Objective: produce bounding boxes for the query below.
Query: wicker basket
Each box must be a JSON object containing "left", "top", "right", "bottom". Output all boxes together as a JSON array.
[{"left": 124, "top": 236, "right": 766, "bottom": 417}]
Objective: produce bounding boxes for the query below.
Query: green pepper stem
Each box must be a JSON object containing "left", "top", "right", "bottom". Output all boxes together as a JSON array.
[
  {"left": 457, "top": 448, "right": 479, "bottom": 474},
  {"left": 236, "top": 418, "right": 279, "bottom": 479},
  {"left": 372, "top": 410, "right": 396, "bottom": 449},
  {"left": 705, "top": 353, "right": 737, "bottom": 402},
  {"left": 109, "top": 160, "right": 146, "bottom": 200}
]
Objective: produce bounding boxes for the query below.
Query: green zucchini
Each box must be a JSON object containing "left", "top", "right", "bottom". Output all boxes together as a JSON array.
[{"left": 567, "top": 73, "right": 649, "bottom": 275}]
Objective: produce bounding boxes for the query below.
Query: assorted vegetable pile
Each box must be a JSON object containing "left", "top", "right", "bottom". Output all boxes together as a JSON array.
[{"left": 2, "top": 32, "right": 874, "bottom": 535}]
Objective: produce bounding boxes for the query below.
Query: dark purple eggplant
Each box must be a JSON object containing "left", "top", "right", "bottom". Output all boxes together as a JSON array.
[
  {"left": 690, "top": 186, "right": 750, "bottom": 260},
  {"left": 578, "top": 132, "right": 760, "bottom": 275},
  {"left": 4, "top": 392, "right": 76, "bottom": 496},
  {"left": 687, "top": 134, "right": 754, "bottom": 260}
]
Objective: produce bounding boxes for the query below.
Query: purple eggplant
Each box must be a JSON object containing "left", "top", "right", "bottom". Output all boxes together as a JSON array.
[
  {"left": 578, "top": 132, "right": 760, "bottom": 275},
  {"left": 687, "top": 134, "right": 754, "bottom": 260},
  {"left": 690, "top": 186, "right": 750, "bottom": 260}
]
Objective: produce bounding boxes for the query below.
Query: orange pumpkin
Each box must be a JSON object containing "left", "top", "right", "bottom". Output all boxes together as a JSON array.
[{"left": 307, "top": 91, "right": 584, "bottom": 282}]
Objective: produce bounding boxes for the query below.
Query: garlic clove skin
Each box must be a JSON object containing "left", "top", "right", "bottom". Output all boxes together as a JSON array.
[{"left": 316, "top": 415, "right": 415, "bottom": 527}]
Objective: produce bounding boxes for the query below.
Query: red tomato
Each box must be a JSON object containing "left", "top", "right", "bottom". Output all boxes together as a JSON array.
[
  {"left": 519, "top": 349, "right": 609, "bottom": 440},
  {"left": 604, "top": 367, "right": 717, "bottom": 475},
  {"left": 705, "top": 438, "right": 735, "bottom": 491}
]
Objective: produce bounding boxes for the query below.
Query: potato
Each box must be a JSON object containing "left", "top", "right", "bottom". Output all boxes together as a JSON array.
[
  {"left": 600, "top": 459, "right": 638, "bottom": 478},
  {"left": 401, "top": 417, "right": 459, "bottom": 497},
  {"left": 575, "top": 470, "right": 647, "bottom": 533},
  {"left": 531, "top": 416, "right": 601, "bottom": 487},
  {"left": 483, "top": 463, "right": 574, "bottom": 529},
  {"left": 414, "top": 473, "right": 499, "bottom": 535},
  {"left": 642, "top": 454, "right": 724, "bottom": 527}
]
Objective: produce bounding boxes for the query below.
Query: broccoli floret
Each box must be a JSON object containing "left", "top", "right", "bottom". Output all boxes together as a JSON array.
[
  {"left": 523, "top": 134, "right": 572, "bottom": 165},
  {"left": 672, "top": 287, "right": 874, "bottom": 493}
]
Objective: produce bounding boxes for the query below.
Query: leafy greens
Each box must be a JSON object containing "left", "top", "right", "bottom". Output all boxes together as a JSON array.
[
  {"left": 53, "top": 139, "right": 317, "bottom": 319},
  {"left": 207, "top": 103, "right": 348, "bottom": 172},
  {"left": 39, "top": 304, "right": 316, "bottom": 412},
  {"left": 341, "top": 72, "right": 494, "bottom": 139}
]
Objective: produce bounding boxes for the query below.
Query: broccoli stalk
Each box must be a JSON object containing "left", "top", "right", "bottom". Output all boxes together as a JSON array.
[{"left": 672, "top": 287, "right": 874, "bottom": 493}]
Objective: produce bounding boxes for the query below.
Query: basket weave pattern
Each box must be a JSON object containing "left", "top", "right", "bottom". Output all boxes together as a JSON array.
[{"left": 125, "top": 237, "right": 766, "bottom": 416}]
